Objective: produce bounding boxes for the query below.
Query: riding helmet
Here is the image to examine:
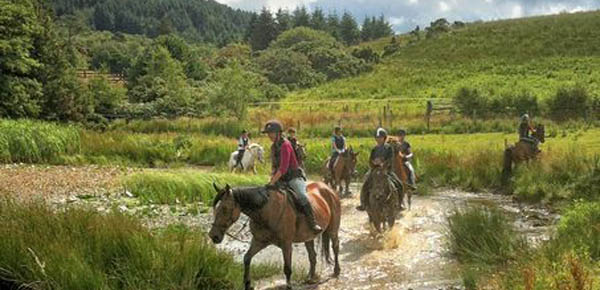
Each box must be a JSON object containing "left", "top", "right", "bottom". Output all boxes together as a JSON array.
[
  {"left": 261, "top": 120, "right": 283, "bottom": 133},
  {"left": 521, "top": 114, "right": 530, "bottom": 121},
  {"left": 288, "top": 127, "right": 296, "bottom": 133},
  {"left": 375, "top": 128, "right": 388, "bottom": 138},
  {"left": 397, "top": 129, "right": 407, "bottom": 136},
  {"left": 242, "top": 129, "right": 248, "bottom": 134},
  {"left": 334, "top": 126, "right": 342, "bottom": 132}
]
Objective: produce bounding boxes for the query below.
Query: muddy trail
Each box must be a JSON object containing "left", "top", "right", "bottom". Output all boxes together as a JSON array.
[{"left": 208, "top": 184, "right": 557, "bottom": 290}]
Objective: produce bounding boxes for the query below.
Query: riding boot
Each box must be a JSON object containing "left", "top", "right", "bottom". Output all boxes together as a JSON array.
[{"left": 302, "top": 202, "right": 322, "bottom": 232}]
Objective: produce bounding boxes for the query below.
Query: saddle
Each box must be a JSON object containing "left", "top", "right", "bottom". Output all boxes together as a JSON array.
[{"left": 265, "top": 183, "right": 304, "bottom": 214}]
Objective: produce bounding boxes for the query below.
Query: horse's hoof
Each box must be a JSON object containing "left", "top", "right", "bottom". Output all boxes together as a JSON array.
[
  {"left": 333, "top": 267, "right": 340, "bottom": 278},
  {"left": 286, "top": 285, "right": 292, "bottom": 290}
]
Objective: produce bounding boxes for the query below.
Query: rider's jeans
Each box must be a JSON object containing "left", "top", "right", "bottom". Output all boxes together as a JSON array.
[{"left": 288, "top": 177, "right": 310, "bottom": 207}]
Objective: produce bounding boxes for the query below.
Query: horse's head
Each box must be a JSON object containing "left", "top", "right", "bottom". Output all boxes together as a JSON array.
[
  {"left": 344, "top": 147, "right": 360, "bottom": 177},
  {"left": 209, "top": 183, "right": 241, "bottom": 244},
  {"left": 370, "top": 164, "right": 391, "bottom": 201},
  {"left": 535, "top": 124, "right": 545, "bottom": 143}
]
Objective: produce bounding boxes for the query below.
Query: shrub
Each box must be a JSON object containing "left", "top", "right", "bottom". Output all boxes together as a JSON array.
[
  {"left": 557, "top": 201, "right": 600, "bottom": 260},
  {"left": 453, "top": 87, "right": 489, "bottom": 118},
  {"left": 351, "top": 46, "right": 380, "bottom": 63},
  {"left": 270, "top": 27, "right": 337, "bottom": 49},
  {"left": 546, "top": 86, "right": 591, "bottom": 121},
  {"left": 256, "top": 48, "right": 325, "bottom": 89},
  {"left": 446, "top": 207, "right": 525, "bottom": 264}
]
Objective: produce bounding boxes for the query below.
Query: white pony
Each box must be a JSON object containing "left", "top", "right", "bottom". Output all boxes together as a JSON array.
[{"left": 228, "top": 143, "right": 265, "bottom": 174}]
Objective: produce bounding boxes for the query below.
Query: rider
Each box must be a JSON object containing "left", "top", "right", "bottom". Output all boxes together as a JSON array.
[
  {"left": 396, "top": 129, "right": 417, "bottom": 190},
  {"left": 518, "top": 114, "right": 540, "bottom": 153},
  {"left": 357, "top": 128, "right": 403, "bottom": 211},
  {"left": 263, "top": 120, "right": 322, "bottom": 233},
  {"left": 329, "top": 126, "right": 347, "bottom": 174},
  {"left": 287, "top": 127, "right": 303, "bottom": 168},
  {"left": 235, "top": 130, "right": 250, "bottom": 169}
]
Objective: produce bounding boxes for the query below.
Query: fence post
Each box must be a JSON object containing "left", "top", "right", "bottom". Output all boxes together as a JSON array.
[{"left": 426, "top": 100, "right": 433, "bottom": 132}]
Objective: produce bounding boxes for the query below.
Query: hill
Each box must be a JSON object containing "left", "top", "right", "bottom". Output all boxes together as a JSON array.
[
  {"left": 50, "top": 0, "right": 254, "bottom": 45},
  {"left": 287, "top": 10, "right": 600, "bottom": 101}
]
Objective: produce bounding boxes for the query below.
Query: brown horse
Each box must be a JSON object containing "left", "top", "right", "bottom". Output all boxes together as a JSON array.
[
  {"left": 209, "top": 182, "right": 341, "bottom": 290},
  {"left": 322, "top": 147, "right": 359, "bottom": 196},
  {"left": 366, "top": 164, "right": 399, "bottom": 233},
  {"left": 387, "top": 137, "right": 412, "bottom": 210},
  {"left": 502, "top": 124, "right": 545, "bottom": 183}
]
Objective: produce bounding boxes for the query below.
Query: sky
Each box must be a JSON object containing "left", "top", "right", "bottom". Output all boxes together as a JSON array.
[{"left": 215, "top": 0, "right": 600, "bottom": 32}]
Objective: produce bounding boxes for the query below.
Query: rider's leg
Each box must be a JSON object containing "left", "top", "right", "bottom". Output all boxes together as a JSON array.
[
  {"left": 329, "top": 152, "right": 339, "bottom": 172},
  {"left": 236, "top": 150, "right": 245, "bottom": 169},
  {"left": 356, "top": 170, "right": 372, "bottom": 211},
  {"left": 289, "top": 177, "right": 322, "bottom": 232},
  {"left": 404, "top": 162, "right": 417, "bottom": 190},
  {"left": 388, "top": 172, "right": 404, "bottom": 208}
]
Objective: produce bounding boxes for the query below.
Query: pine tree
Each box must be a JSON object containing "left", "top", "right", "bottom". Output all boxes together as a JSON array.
[
  {"left": 374, "top": 15, "right": 393, "bottom": 39},
  {"left": 293, "top": 6, "right": 310, "bottom": 27},
  {"left": 326, "top": 11, "right": 340, "bottom": 39},
  {"left": 339, "top": 11, "right": 359, "bottom": 45},
  {"left": 248, "top": 7, "right": 277, "bottom": 51},
  {"left": 310, "top": 7, "right": 327, "bottom": 31},
  {"left": 360, "top": 16, "right": 374, "bottom": 41},
  {"left": 275, "top": 8, "right": 292, "bottom": 34}
]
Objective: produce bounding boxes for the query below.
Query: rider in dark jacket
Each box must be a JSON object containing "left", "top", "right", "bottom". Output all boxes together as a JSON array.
[
  {"left": 329, "top": 126, "right": 346, "bottom": 173},
  {"left": 396, "top": 129, "right": 417, "bottom": 190},
  {"left": 287, "top": 127, "right": 303, "bottom": 168},
  {"left": 357, "top": 128, "right": 403, "bottom": 211},
  {"left": 518, "top": 114, "right": 540, "bottom": 153},
  {"left": 264, "top": 120, "right": 322, "bottom": 233}
]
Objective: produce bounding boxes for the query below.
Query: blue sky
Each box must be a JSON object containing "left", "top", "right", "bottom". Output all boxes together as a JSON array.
[{"left": 215, "top": 0, "right": 600, "bottom": 32}]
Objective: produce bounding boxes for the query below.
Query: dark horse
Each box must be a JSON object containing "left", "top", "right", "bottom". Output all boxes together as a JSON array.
[
  {"left": 209, "top": 182, "right": 341, "bottom": 290},
  {"left": 322, "top": 147, "right": 359, "bottom": 196},
  {"left": 366, "top": 163, "right": 400, "bottom": 233},
  {"left": 387, "top": 137, "right": 412, "bottom": 210},
  {"left": 502, "top": 124, "right": 545, "bottom": 183}
]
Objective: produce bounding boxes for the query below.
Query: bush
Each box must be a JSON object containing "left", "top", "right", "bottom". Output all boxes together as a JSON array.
[
  {"left": 270, "top": 27, "right": 337, "bottom": 49},
  {"left": 557, "top": 201, "right": 600, "bottom": 260},
  {"left": 446, "top": 207, "right": 525, "bottom": 264},
  {"left": 453, "top": 88, "right": 489, "bottom": 118},
  {"left": 256, "top": 48, "right": 325, "bottom": 89},
  {"left": 546, "top": 86, "right": 592, "bottom": 121},
  {"left": 0, "top": 199, "right": 278, "bottom": 289},
  {"left": 352, "top": 46, "right": 380, "bottom": 63}
]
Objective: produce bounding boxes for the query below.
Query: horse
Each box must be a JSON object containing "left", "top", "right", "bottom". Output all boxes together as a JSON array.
[
  {"left": 387, "top": 137, "right": 412, "bottom": 210},
  {"left": 209, "top": 181, "right": 341, "bottom": 290},
  {"left": 322, "top": 147, "right": 359, "bottom": 197},
  {"left": 502, "top": 124, "right": 545, "bottom": 183},
  {"left": 366, "top": 164, "right": 399, "bottom": 234},
  {"left": 228, "top": 143, "right": 265, "bottom": 174}
]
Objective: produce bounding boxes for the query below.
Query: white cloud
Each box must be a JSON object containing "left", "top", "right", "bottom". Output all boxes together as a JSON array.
[
  {"left": 389, "top": 16, "right": 406, "bottom": 25},
  {"left": 439, "top": 1, "right": 450, "bottom": 12},
  {"left": 408, "top": 0, "right": 418, "bottom": 4},
  {"left": 511, "top": 4, "right": 523, "bottom": 18}
]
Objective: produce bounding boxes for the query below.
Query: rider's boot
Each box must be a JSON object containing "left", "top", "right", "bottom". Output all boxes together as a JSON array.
[{"left": 302, "top": 202, "right": 322, "bottom": 232}]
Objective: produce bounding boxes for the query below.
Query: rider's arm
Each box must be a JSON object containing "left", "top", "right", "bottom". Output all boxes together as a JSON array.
[
  {"left": 332, "top": 137, "right": 341, "bottom": 153},
  {"left": 404, "top": 144, "right": 413, "bottom": 161}
]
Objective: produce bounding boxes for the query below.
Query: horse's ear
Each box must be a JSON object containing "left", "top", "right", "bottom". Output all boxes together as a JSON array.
[
  {"left": 354, "top": 151, "right": 360, "bottom": 156},
  {"left": 213, "top": 182, "right": 221, "bottom": 193},
  {"left": 225, "top": 184, "right": 231, "bottom": 192}
]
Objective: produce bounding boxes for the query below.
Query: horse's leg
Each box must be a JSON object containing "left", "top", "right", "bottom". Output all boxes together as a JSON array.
[
  {"left": 305, "top": 240, "right": 318, "bottom": 283},
  {"left": 243, "top": 239, "right": 268, "bottom": 290},
  {"left": 282, "top": 242, "right": 293, "bottom": 289},
  {"left": 345, "top": 177, "right": 351, "bottom": 195},
  {"left": 332, "top": 231, "right": 341, "bottom": 277}
]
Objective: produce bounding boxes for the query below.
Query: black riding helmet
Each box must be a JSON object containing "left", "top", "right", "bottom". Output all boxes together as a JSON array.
[
  {"left": 397, "top": 129, "right": 407, "bottom": 136},
  {"left": 334, "top": 126, "right": 342, "bottom": 133},
  {"left": 288, "top": 127, "right": 296, "bottom": 133},
  {"left": 261, "top": 120, "right": 283, "bottom": 134},
  {"left": 242, "top": 129, "right": 248, "bottom": 134}
]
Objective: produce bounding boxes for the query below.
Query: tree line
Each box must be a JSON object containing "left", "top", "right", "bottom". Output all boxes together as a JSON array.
[{"left": 247, "top": 7, "right": 393, "bottom": 50}]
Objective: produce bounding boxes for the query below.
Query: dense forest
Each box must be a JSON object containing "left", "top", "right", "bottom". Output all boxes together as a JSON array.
[
  {"left": 1, "top": 0, "right": 390, "bottom": 124},
  {"left": 50, "top": 0, "right": 255, "bottom": 45}
]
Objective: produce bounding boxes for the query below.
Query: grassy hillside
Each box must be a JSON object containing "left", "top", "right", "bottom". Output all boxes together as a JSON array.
[{"left": 288, "top": 10, "right": 600, "bottom": 101}]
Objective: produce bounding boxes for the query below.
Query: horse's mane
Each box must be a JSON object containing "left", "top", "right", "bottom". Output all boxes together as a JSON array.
[
  {"left": 232, "top": 187, "right": 269, "bottom": 211},
  {"left": 248, "top": 143, "right": 262, "bottom": 150}
]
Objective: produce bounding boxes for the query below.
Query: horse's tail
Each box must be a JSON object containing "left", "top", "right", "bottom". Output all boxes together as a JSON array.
[
  {"left": 502, "top": 147, "right": 513, "bottom": 185},
  {"left": 320, "top": 230, "right": 332, "bottom": 264}
]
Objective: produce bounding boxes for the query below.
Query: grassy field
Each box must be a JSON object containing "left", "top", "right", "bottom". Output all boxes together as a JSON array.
[
  {"left": 288, "top": 11, "right": 600, "bottom": 101},
  {"left": 0, "top": 198, "right": 278, "bottom": 290},
  {"left": 449, "top": 202, "right": 600, "bottom": 289}
]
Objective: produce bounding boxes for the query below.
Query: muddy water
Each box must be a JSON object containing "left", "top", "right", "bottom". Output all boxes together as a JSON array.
[{"left": 209, "top": 184, "right": 557, "bottom": 290}]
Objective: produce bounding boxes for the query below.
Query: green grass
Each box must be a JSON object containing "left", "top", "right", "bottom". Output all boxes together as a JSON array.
[
  {"left": 446, "top": 206, "right": 526, "bottom": 265},
  {"left": 0, "top": 119, "right": 80, "bottom": 163},
  {"left": 123, "top": 171, "right": 268, "bottom": 205},
  {"left": 288, "top": 11, "right": 600, "bottom": 102},
  {"left": 0, "top": 198, "right": 279, "bottom": 290}
]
